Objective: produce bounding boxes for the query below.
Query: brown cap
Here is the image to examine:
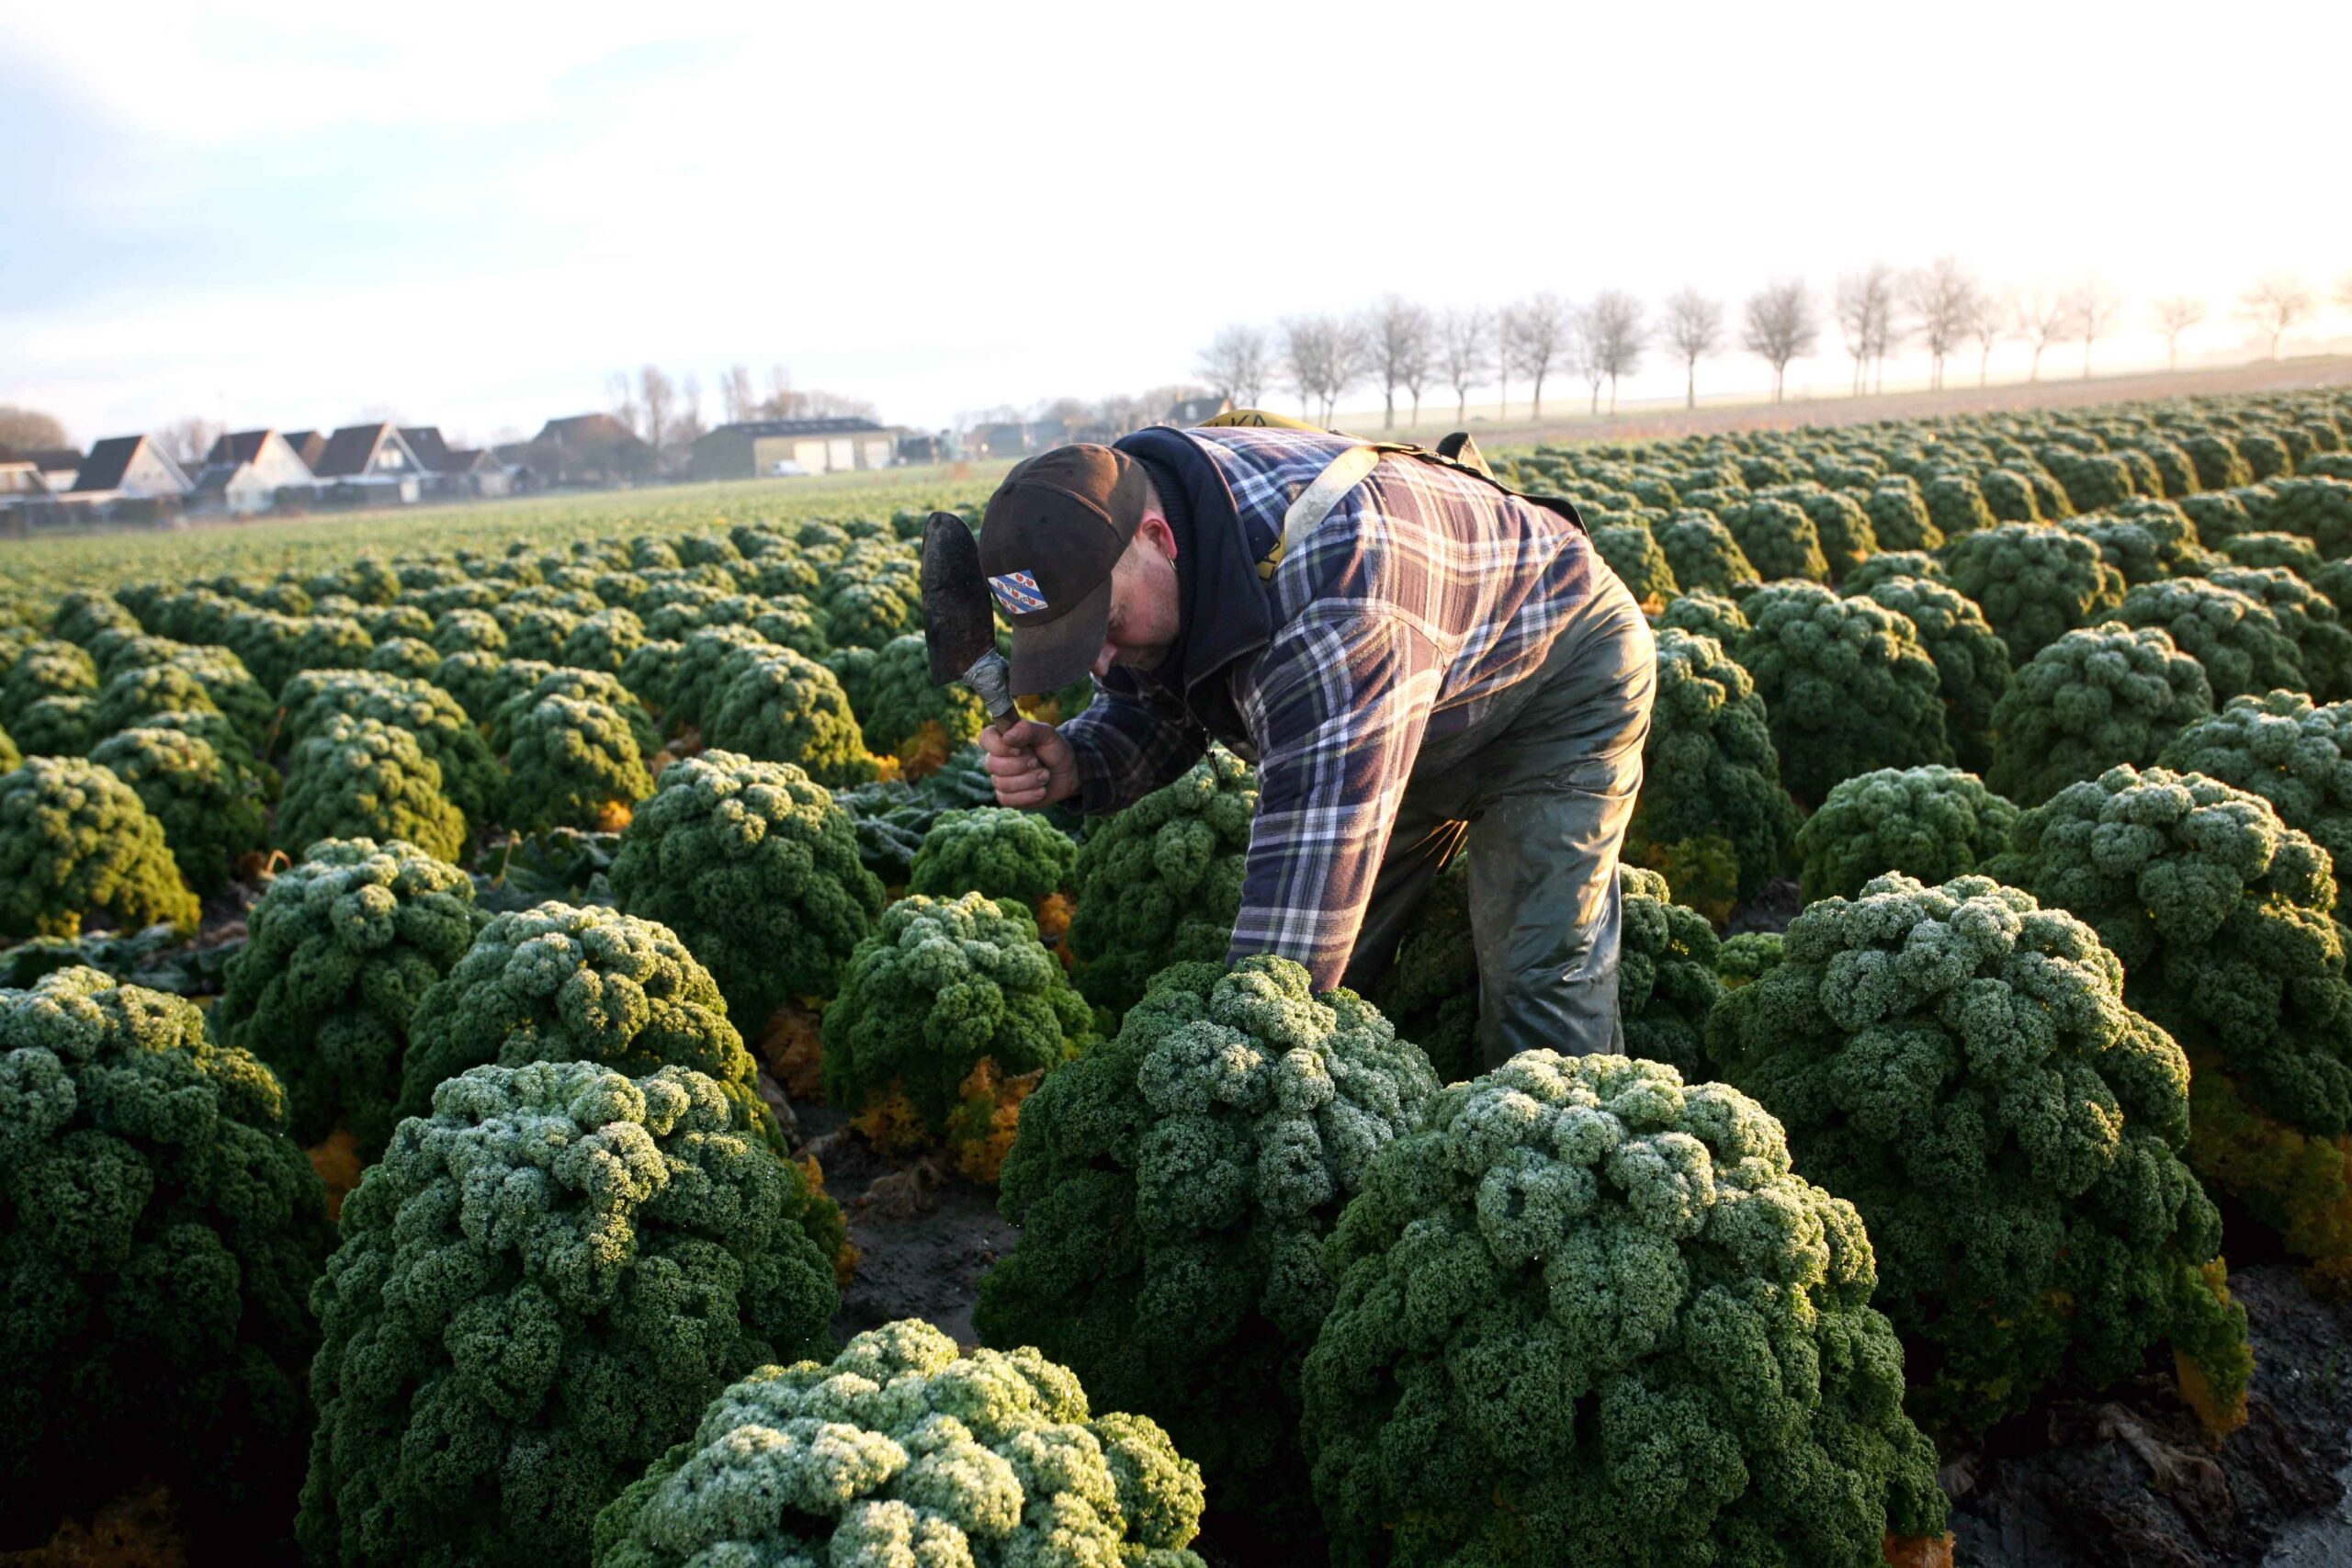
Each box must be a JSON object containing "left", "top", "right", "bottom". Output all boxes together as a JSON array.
[{"left": 978, "top": 445, "right": 1148, "bottom": 694}]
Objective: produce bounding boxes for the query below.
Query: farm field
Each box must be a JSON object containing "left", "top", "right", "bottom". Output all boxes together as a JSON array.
[{"left": 6, "top": 389, "right": 2352, "bottom": 1565}]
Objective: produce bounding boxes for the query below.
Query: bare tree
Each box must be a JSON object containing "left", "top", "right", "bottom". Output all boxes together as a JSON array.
[
  {"left": 1439, "top": 307, "right": 1490, "bottom": 423},
  {"left": 1505, "top": 294, "right": 1574, "bottom": 419},
  {"left": 1398, "top": 328, "right": 1432, "bottom": 425},
  {"left": 1660, "top": 288, "right": 1724, "bottom": 411},
  {"left": 1569, "top": 306, "right": 1606, "bottom": 416},
  {"left": 1966, "top": 288, "right": 2009, "bottom": 387},
  {"left": 1196, "top": 323, "right": 1272, "bottom": 411},
  {"left": 2236, "top": 275, "right": 2315, "bottom": 361},
  {"left": 0, "top": 406, "right": 71, "bottom": 455},
  {"left": 1902, "top": 257, "right": 1977, "bottom": 391},
  {"left": 2153, "top": 297, "right": 2207, "bottom": 372},
  {"left": 1834, "top": 265, "right": 1897, "bottom": 397},
  {"left": 1281, "top": 315, "right": 1363, "bottom": 424},
  {"left": 1588, "top": 290, "right": 1645, "bottom": 414},
  {"left": 1494, "top": 305, "right": 1515, "bottom": 418},
  {"left": 674, "top": 374, "right": 707, "bottom": 457},
  {"left": 1363, "top": 297, "right": 1434, "bottom": 430},
  {"left": 1742, "top": 281, "right": 1818, "bottom": 403},
  {"left": 638, "top": 365, "right": 676, "bottom": 457},
  {"left": 156, "top": 417, "right": 225, "bottom": 468},
  {"left": 719, "top": 365, "right": 757, "bottom": 424},
  {"left": 2064, "top": 278, "right": 2123, "bottom": 379},
  {"left": 2014, "top": 287, "right": 2069, "bottom": 382},
  {"left": 607, "top": 371, "right": 639, "bottom": 434}
]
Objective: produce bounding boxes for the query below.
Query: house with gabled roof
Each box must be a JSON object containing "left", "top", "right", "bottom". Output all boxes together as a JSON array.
[
  {"left": 71, "top": 435, "right": 190, "bottom": 502},
  {"left": 497, "top": 413, "right": 653, "bottom": 489},
  {"left": 190, "top": 429, "right": 317, "bottom": 515},
  {"left": 310, "top": 423, "right": 424, "bottom": 503},
  {"left": 282, "top": 431, "right": 325, "bottom": 468}
]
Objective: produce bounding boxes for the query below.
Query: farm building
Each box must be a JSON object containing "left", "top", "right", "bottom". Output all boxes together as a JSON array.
[
  {"left": 496, "top": 413, "right": 654, "bottom": 489},
  {"left": 281, "top": 430, "right": 326, "bottom": 468},
  {"left": 190, "top": 429, "right": 318, "bottom": 514},
  {"left": 7, "top": 446, "right": 83, "bottom": 491},
  {"left": 688, "top": 417, "right": 898, "bottom": 480}
]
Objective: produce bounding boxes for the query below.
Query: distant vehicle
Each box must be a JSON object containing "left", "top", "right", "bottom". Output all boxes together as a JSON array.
[{"left": 767, "top": 459, "right": 810, "bottom": 478}]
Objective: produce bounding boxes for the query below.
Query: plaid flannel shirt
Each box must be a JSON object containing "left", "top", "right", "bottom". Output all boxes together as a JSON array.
[{"left": 1061, "top": 424, "right": 1600, "bottom": 989}]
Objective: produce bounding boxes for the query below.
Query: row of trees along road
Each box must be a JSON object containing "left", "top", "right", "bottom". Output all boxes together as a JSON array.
[{"left": 1196, "top": 267, "right": 2352, "bottom": 429}]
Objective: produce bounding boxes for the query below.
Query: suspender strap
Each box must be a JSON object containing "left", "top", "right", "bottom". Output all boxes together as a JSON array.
[{"left": 1282, "top": 444, "right": 1384, "bottom": 552}]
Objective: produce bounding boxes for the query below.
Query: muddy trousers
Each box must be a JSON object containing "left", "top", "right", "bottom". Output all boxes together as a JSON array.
[{"left": 1341, "top": 576, "right": 1656, "bottom": 1071}]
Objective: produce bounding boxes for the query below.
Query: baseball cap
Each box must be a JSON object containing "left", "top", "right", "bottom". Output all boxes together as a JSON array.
[{"left": 978, "top": 445, "right": 1148, "bottom": 694}]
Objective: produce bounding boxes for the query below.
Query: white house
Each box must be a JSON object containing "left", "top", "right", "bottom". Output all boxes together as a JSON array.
[
  {"left": 190, "top": 429, "right": 318, "bottom": 514},
  {"left": 70, "top": 434, "right": 190, "bottom": 503}
]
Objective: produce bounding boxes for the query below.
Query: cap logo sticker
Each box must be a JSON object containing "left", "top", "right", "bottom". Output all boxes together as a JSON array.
[{"left": 989, "top": 570, "right": 1047, "bottom": 615}]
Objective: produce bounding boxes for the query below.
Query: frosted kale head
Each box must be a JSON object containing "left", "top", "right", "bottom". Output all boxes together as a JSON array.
[
  {"left": 1655, "top": 587, "right": 1750, "bottom": 647},
  {"left": 281, "top": 667, "right": 503, "bottom": 828},
  {"left": 2160, "top": 691, "right": 2352, "bottom": 918},
  {"left": 609, "top": 750, "right": 884, "bottom": 1027},
  {"left": 1592, "top": 524, "right": 1677, "bottom": 608},
  {"left": 977, "top": 956, "right": 1439, "bottom": 1540},
  {"left": 703, "top": 644, "right": 878, "bottom": 786},
  {"left": 0, "top": 754, "right": 200, "bottom": 940},
  {"left": 1, "top": 967, "right": 330, "bottom": 1540},
  {"left": 1707, "top": 873, "right": 2245, "bottom": 1432},
  {"left": 1718, "top": 495, "right": 1830, "bottom": 582},
  {"left": 1301, "top": 1052, "right": 1947, "bottom": 1566},
  {"left": 299, "top": 1059, "right": 841, "bottom": 1567},
  {"left": 393, "top": 899, "right": 782, "bottom": 1141},
  {"left": 1855, "top": 575, "right": 2013, "bottom": 772},
  {"left": 591, "top": 1318, "right": 1206, "bottom": 1568},
  {"left": 1067, "top": 749, "right": 1258, "bottom": 1018},
  {"left": 213, "top": 837, "right": 485, "bottom": 1155},
  {"left": 821, "top": 891, "right": 1091, "bottom": 1134},
  {"left": 1734, "top": 581, "right": 1951, "bottom": 804},
  {"left": 501, "top": 694, "right": 656, "bottom": 834},
  {"left": 1941, "top": 522, "right": 2128, "bottom": 663},
  {"left": 2208, "top": 563, "right": 2352, "bottom": 703},
  {"left": 2114, "top": 575, "right": 2305, "bottom": 702},
  {"left": 1795, "top": 765, "right": 2019, "bottom": 902},
  {"left": 1986, "top": 622, "right": 2213, "bottom": 807},
  {"left": 2061, "top": 498, "right": 2212, "bottom": 586},
  {"left": 1839, "top": 549, "right": 1949, "bottom": 598},
  {"left": 907, "top": 805, "right": 1078, "bottom": 907},
  {"left": 832, "top": 632, "right": 987, "bottom": 773},
  {"left": 1630, "top": 629, "right": 1799, "bottom": 920},
  {"left": 278, "top": 712, "right": 468, "bottom": 863},
  {"left": 1617, "top": 864, "right": 1724, "bottom": 1077},
  {"left": 2003, "top": 763, "right": 2352, "bottom": 1138},
  {"left": 1652, "top": 511, "right": 1760, "bottom": 595},
  {"left": 87, "top": 723, "right": 268, "bottom": 896}
]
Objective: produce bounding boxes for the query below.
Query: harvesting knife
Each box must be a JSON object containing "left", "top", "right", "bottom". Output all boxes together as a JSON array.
[{"left": 919, "top": 511, "right": 1017, "bottom": 731}]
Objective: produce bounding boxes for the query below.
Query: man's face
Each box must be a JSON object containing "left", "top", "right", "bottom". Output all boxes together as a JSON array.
[{"left": 1094, "top": 515, "right": 1182, "bottom": 679}]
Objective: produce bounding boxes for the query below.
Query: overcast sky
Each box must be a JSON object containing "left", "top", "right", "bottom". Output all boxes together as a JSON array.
[{"left": 4, "top": 1, "right": 2347, "bottom": 448}]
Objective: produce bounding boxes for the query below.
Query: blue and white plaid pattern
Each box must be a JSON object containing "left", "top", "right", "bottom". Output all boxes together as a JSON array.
[
  {"left": 1062, "top": 425, "right": 1600, "bottom": 988},
  {"left": 988, "top": 570, "right": 1047, "bottom": 615}
]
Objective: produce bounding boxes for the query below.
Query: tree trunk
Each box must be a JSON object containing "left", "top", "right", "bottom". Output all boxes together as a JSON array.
[
  {"left": 2168, "top": 341, "right": 2179, "bottom": 372},
  {"left": 1687, "top": 358, "right": 1697, "bottom": 411},
  {"left": 1609, "top": 375, "right": 1619, "bottom": 415},
  {"left": 1979, "top": 346, "right": 1990, "bottom": 387},
  {"left": 2082, "top": 344, "right": 2092, "bottom": 380},
  {"left": 2030, "top": 344, "right": 2043, "bottom": 383},
  {"left": 1410, "top": 390, "right": 1421, "bottom": 424},
  {"left": 1384, "top": 389, "right": 1395, "bottom": 430},
  {"left": 1456, "top": 388, "right": 1467, "bottom": 423}
]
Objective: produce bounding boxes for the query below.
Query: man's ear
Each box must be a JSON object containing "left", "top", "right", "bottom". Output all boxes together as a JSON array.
[{"left": 1136, "top": 513, "right": 1178, "bottom": 560}]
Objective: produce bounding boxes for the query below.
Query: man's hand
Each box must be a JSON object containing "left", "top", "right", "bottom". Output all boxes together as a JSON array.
[{"left": 978, "top": 719, "right": 1080, "bottom": 809}]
